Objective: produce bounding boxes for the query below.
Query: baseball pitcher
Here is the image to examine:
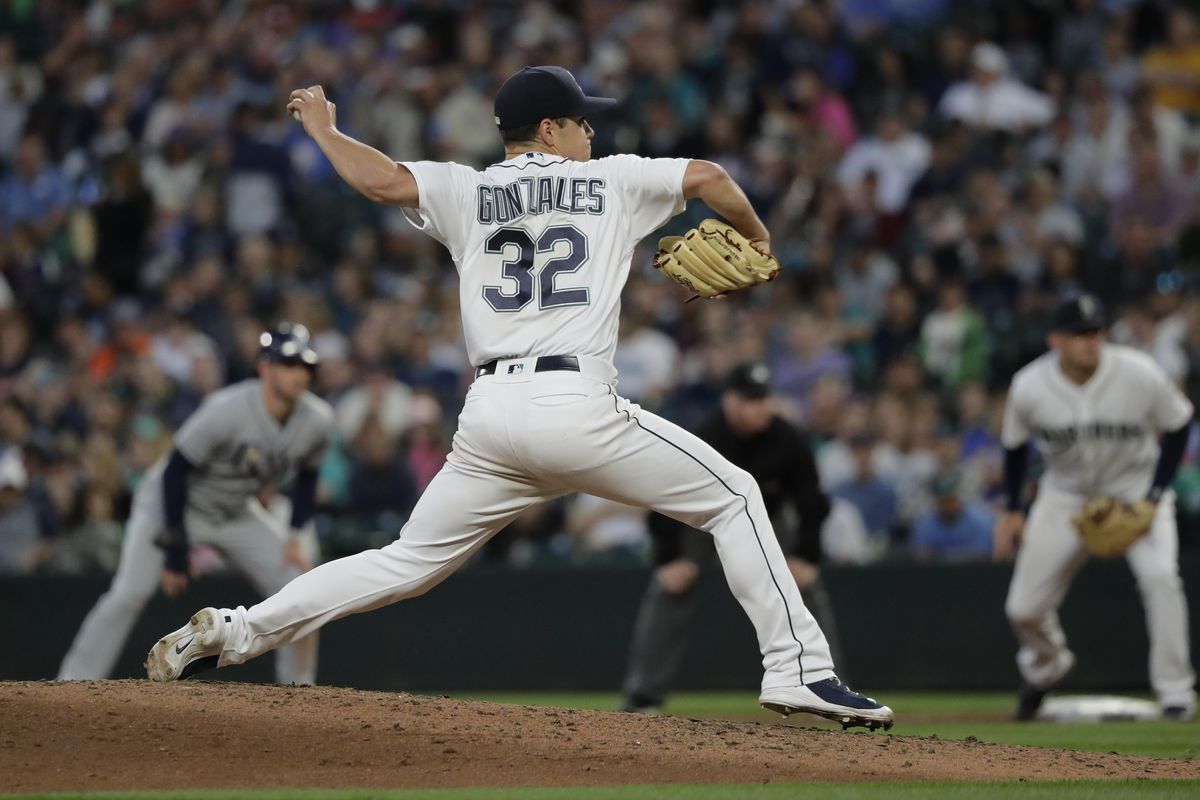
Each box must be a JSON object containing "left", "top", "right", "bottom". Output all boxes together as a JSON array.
[
  {"left": 59, "top": 324, "right": 331, "bottom": 685},
  {"left": 996, "top": 294, "right": 1195, "bottom": 721},
  {"left": 146, "top": 66, "right": 893, "bottom": 730}
]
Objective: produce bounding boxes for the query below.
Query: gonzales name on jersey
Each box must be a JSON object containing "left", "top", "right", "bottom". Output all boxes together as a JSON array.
[{"left": 477, "top": 174, "right": 606, "bottom": 224}]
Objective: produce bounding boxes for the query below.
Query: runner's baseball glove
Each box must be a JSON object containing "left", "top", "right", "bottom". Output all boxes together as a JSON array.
[
  {"left": 653, "top": 219, "right": 780, "bottom": 300},
  {"left": 1071, "top": 498, "right": 1156, "bottom": 558}
]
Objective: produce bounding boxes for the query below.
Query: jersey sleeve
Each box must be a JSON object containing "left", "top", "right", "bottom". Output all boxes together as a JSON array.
[
  {"left": 1000, "top": 379, "right": 1032, "bottom": 449},
  {"left": 397, "top": 161, "right": 479, "bottom": 256},
  {"left": 1148, "top": 361, "right": 1194, "bottom": 432},
  {"left": 173, "top": 394, "right": 234, "bottom": 465},
  {"left": 602, "top": 154, "right": 690, "bottom": 241}
]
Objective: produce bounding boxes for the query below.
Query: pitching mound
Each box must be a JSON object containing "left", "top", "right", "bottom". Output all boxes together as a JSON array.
[{"left": 2, "top": 681, "right": 1197, "bottom": 793}]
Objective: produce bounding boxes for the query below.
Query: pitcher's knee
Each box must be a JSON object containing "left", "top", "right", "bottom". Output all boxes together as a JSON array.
[
  {"left": 731, "top": 466, "right": 761, "bottom": 497},
  {"left": 719, "top": 467, "right": 762, "bottom": 513}
]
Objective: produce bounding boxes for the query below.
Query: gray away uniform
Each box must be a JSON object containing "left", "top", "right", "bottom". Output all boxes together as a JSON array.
[{"left": 58, "top": 380, "right": 333, "bottom": 683}]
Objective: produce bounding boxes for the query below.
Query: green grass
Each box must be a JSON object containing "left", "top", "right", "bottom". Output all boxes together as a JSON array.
[
  {"left": 8, "top": 783, "right": 1200, "bottom": 800},
  {"left": 461, "top": 691, "right": 1199, "bottom": 760}
]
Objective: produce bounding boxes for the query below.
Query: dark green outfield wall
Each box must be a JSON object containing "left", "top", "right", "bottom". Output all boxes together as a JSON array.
[{"left": 3, "top": 557, "right": 1197, "bottom": 692}]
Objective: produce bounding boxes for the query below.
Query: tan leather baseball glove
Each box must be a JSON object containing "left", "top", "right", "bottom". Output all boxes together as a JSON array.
[
  {"left": 1071, "top": 498, "right": 1156, "bottom": 558},
  {"left": 653, "top": 219, "right": 780, "bottom": 300}
]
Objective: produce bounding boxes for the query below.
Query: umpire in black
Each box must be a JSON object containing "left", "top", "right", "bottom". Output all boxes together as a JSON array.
[{"left": 620, "top": 362, "right": 840, "bottom": 712}]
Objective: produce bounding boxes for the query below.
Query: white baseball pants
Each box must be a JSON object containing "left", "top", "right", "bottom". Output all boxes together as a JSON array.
[
  {"left": 58, "top": 482, "right": 318, "bottom": 685},
  {"left": 1005, "top": 482, "right": 1195, "bottom": 708},
  {"left": 218, "top": 358, "right": 835, "bottom": 691}
]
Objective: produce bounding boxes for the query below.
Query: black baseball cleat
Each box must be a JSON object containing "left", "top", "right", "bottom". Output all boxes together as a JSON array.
[
  {"left": 760, "top": 677, "right": 894, "bottom": 731},
  {"left": 618, "top": 702, "right": 663, "bottom": 716},
  {"left": 1015, "top": 681, "right": 1048, "bottom": 721},
  {"left": 1162, "top": 705, "right": 1196, "bottom": 722},
  {"left": 145, "top": 607, "right": 225, "bottom": 682},
  {"left": 618, "top": 694, "right": 663, "bottom": 715}
]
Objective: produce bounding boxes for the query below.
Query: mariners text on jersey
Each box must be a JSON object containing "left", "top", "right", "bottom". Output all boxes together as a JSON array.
[
  {"left": 477, "top": 176, "right": 606, "bottom": 224},
  {"left": 1034, "top": 422, "right": 1147, "bottom": 445}
]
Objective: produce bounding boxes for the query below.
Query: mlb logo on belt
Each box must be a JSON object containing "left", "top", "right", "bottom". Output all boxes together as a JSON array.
[{"left": 507, "top": 363, "right": 525, "bottom": 375}]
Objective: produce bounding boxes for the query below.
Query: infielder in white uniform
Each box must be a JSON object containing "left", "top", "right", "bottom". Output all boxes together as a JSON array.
[
  {"left": 996, "top": 295, "right": 1195, "bottom": 720},
  {"left": 145, "top": 66, "right": 893, "bottom": 730},
  {"left": 60, "top": 324, "right": 331, "bottom": 685}
]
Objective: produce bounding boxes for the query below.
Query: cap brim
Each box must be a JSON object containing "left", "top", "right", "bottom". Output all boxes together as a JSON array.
[
  {"left": 579, "top": 96, "right": 618, "bottom": 115},
  {"left": 267, "top": 351, "right": 319, "bottom": 369},
  {"left": 496, "top": 95, "right": 618, "bottom": 131}
]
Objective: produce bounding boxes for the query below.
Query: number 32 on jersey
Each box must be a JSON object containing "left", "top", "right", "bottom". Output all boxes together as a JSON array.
[{"left": 483, "top": 225, "right": 589, "bottom": 311}]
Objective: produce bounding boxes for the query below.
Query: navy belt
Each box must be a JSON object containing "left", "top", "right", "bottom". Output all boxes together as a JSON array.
[{"left": 475, "top": 355, "right": 580, "bottom": 378}]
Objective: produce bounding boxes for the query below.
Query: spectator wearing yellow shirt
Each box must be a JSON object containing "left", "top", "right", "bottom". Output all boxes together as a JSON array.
[{"left": 1143, "top": 9, "right": 1200, "bottom": 115}]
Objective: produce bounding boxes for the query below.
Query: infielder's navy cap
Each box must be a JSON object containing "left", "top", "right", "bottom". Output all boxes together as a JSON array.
[
  {"left": 493, "top": 66, "right": 618, "bottom": 130},
  {"left": 260, "top": 322, "right": 319, "bottom": 369},
  {"left": 1052, "top": 293, "right": 1106, "bottom": 333},
  {"left": 726, "top": 362, "right": 772, "bottom": 399}
]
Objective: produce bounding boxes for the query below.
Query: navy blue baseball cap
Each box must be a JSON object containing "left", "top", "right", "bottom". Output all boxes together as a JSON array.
[
  {"left": 493, "top": 66, "right": 618, "bottom": 130},
  {"left": 260, "top": 322, "right": 319, "bottom": 370},
  {"left": 1052, "top": 293, "right": 1106, "bottom": 333}
]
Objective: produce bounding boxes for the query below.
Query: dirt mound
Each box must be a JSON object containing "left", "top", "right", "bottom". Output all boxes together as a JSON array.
[{"left": 1, "top": 681, "right": 1196, "bottom": 793}]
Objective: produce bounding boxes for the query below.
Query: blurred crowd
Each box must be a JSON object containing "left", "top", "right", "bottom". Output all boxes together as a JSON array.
[{"left": 3, "top": 0, "right": 1200, "bottom": 577}]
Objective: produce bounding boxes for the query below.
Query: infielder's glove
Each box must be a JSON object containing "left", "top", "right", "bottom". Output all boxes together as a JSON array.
[
  {"left": 653, "top": 219, "right": 780, "bottom": 301},
  {"left": 1071, "top": 498, "right": 1156, "bottom": 558}
]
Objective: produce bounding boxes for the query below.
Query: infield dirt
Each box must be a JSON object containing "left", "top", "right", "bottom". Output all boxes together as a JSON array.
[{"left": 1, "top": 681, "right": 1197, "bottom": 793}]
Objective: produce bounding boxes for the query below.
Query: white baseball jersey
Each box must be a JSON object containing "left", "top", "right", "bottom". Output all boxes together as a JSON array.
[
  {"left": 399, "top": 151, "right": 690, "bottom": 366},
  {"left": 1002, "top": 344, "right": 1193, "bottom": 500}
]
